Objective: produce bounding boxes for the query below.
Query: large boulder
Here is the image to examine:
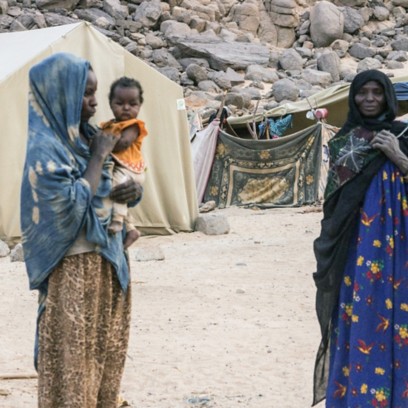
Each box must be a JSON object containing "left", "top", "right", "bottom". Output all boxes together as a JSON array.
[
  {"left": 227, "top": 0, "right": 260, "bottom": 35},
  {"left": 174, "top": 38, "right": 270, "bottom": 71},
  {"left": 342, "top": 7, "right": 365, "bottom": 34},
  {"left": 310, "top": 1, "right": 344, "bottom": 48},
  {"left": 35, "top": 0, "right": 80, "bottom": 11},
  {"left": 317, "top": 51, "right": 341, "bottom": 82},
  {"left": 272, "top": 78, "right": 299, "bottom": 102}
]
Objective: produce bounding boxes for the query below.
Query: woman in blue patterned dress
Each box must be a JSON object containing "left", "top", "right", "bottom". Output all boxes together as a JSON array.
[{"left": 312, "top": 70, "right": 408, "bottom": 407}]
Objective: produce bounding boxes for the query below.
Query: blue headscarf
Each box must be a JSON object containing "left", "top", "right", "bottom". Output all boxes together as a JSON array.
[{"left": 21, "top": 52, "right": 130, "bottom": 293}]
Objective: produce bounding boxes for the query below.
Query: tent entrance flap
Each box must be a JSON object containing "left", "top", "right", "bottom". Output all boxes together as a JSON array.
[{"left": 203, "top": 123, "right": 331, "bottom": 208}]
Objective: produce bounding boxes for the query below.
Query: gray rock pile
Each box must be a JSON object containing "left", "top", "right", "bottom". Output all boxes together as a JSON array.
[{"left": 1, "top": 0, "right": 408, "bottom": 119}]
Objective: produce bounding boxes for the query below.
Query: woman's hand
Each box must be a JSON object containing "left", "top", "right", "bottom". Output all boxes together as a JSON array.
[
  {"left": 90, "top": 130, "right": 118, "bottom": 159},
  {"left": 83, "top": 130, "right": 119, "bottom": 196},
  {"left": 370, "top": 130, "right": 408, "bottom": 174},
  {"left": 111, "top": 178, "right": 143, "bottom": 204}
]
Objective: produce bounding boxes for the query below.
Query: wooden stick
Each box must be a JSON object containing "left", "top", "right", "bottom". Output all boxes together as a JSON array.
[
  {"left": 305, "top": 96, "right": 318, "bottom": 120},
  {"left": 0, "top": 374, "right": 38, "bottom": 380},
  {"left": 216, "top": 92, "right": 227, "bottom": 120},
  {"left": 251, "top": 99, "right": 260, "bottom": 138},
  {"left": 246, "top": 122, "right": 257, "bottom": 140},
  {"left": 396, "top": 124, "right": 408, "bottom": 139},
  {"left": 225, "top": 121, "right": 240, "bottom": 138}
]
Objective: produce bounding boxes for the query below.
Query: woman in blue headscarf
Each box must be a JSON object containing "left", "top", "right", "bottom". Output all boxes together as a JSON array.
[
  {"left": 312, "top": 70, "right": 408, "bottom": 407},
  {"left": 21, "top": 52, "right": 142, "bottom": 407}
]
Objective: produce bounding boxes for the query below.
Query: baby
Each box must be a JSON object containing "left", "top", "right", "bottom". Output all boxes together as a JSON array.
[{"left": 100, "top": 76, "right": 148, "bottom": 246}]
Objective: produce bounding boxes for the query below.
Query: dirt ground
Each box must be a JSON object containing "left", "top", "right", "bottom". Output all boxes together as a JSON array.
[{"left": 0, "top": 206, "right": 326, "bottom": 408}]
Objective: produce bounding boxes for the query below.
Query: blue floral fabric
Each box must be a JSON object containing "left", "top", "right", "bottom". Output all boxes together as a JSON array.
[{"left": 327, "top": 160, "right": 408, "bottom": 407}]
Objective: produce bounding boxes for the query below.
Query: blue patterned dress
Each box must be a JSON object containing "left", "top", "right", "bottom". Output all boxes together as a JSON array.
[{"left": 326, "top": 160, "right": 408, "bottom": 407}]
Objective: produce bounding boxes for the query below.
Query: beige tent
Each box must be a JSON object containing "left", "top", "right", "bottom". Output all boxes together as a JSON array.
[
  {"left": 228, "top": 74, "right": 408, "bottom": 136},
  {"left": 0, "top": 22, "right": 198, "bottom": 239}
]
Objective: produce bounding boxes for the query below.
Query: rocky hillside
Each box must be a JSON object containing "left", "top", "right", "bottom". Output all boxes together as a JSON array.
[{"left": 1, "top": 0, "right": 408, "bottom": 119}]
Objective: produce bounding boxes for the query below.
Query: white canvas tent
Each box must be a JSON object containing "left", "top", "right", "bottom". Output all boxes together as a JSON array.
[{"left": 0, "top": 22, "right": 198, "bottom": 239}]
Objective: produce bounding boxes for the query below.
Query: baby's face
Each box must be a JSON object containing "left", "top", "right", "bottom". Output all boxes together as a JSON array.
[{"left": 110, "top": 86, "right": 141, "bottom": 121}]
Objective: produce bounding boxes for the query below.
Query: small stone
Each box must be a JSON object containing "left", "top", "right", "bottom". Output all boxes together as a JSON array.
[
  {"left": 10, "top": 243, "right": 24, "bottom": 262},
  {"left": 132, "top": 247, "right": 165, "bottom": 262}
]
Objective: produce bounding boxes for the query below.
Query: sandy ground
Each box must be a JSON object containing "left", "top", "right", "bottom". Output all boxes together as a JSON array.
[{"left": 0, "top": 206, "right": 326, "bottom": 408}]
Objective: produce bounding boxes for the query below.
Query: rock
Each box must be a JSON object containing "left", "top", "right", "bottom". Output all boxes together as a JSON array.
[
  {"left": 208, "top": 71, "right": 231, "bottom": 90},
  {"left": 272, "top": 78, "right": 298, "bottom": 102},
  {"left": 223, "top": 91, "right": 245, "bottom": 108},
  {"left": 317, "top": 51, "right": 341, "bottom": 81},
  {"left": 195, "top": 213, "right": 230, "bottom": 235},
  {"left": 144, "top": 32, "right": 166, "bottom": 49},
  {"left": 387, "top": 50, "right": 408, "bottom": 61},
  {"left": 157, "top": 66, "right": 180, "bottom": 82},
  {"left": 331, "top": 39, "right": 350, "bottom": 58},
  {"left": 335, "top": 0, "right": 367, "bottom": 5},
  {"left": 160, "top": 20, "right": 191, "bottom": 40},
  {"left": 132, "top": 0, "right": 162, "bottom": 29},
  {"left": 278, "top": 48, "right": 304, "bottom": 70},
  {"left": 301, "top": 68, "right": 332, "bottom": 86},
  {"left": 349, "top": 43, "right": 377, "bottom": 59},
  {"left": 342, "top": 6, "right": 364, "bottom": 34},
  {"left": 0, "top": 0, "right": 8, "bottom": 14},
  {"left": 186, "top": 63, "right": 208, "bottom": 84},
  {"left": 373, "top": 6, "right": 390, "bottom": 22},
  {"left": 174, "top": 38, "right": 270, "bottom": 70},
  {"left": 295, "top": 46, "right": 313, "bottom": 58},
  {"left": 74, "top": 8, "right": 115, "bottom": 27},
  {"left": 225, "top": 67, "right": 245, "bottom": 85},
  {"left": 103, "top": 0, "right": 128, "bottom": 19},
  {"left": 43, "top": 12, "right": 78, "bottom": 26},
  {"left": 310, "top": 1, "right": 344, "bottom": 48},
  {"left": 178, "top": 57, "right": 210, "bottom": 70},
  {"left": 35, "top": 0, "right": 80, "bottom": 12},
  {"left": 391, "top": 37, "right": 408, "bottom": 51},
  {"left": 199, "top": 200, "right": 216, "bottom": 213},
  {"left": 357, "top": 57, "right": 382, "bottom": 72},
  {"left": 151, "top": 48, "right": 182, "bottom": 69},
  {"left": 10, "top": 243, "right": 24, "bottom": 262},
  {"left": 235, "top": 86, "right": 262, "bottom": 104},
  {"left": 276, "top": 26, "right": 296, "bottom": 48},
  {"left": 198, "top": 80, "right": 220, "bottom": 92},
  {"left": 385, "top": 60, "right": 404, "bottom": 69},
  {"left": 228, "top": 0, "right": 260, "bottom": 35},
  {"left": 245, "top": 64, "right": 279, "bottom": 83},
  {"left": 133, "top": 246, "right": 165, "bottom": 262}
]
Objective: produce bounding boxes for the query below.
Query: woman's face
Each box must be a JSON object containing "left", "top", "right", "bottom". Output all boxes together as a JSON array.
[
  {"left": 81, "top": 69, "right": 98, "bottom": 122},
  {"left": 354, "top": 80, "right": 386, "bottom": 118}
]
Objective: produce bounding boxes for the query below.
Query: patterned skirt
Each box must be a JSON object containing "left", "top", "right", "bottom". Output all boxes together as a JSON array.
[
  {"left": 326, "top": 161, "right": 408, "bottom": 407},
  {"left": 37, "top": 252, "right": 131, "bottom": 408}
]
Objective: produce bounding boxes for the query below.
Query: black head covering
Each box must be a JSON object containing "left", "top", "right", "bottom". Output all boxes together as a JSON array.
[{"left": 341, "top": 69, "right": 400, "bottom": 134}]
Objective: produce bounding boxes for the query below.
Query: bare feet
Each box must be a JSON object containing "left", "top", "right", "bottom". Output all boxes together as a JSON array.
[
  {"left": 108, "top": 220, "right": 123, "bottom": 234},
  {"left": 123, "top": 228, "right": 141, "bottom": 249}
]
